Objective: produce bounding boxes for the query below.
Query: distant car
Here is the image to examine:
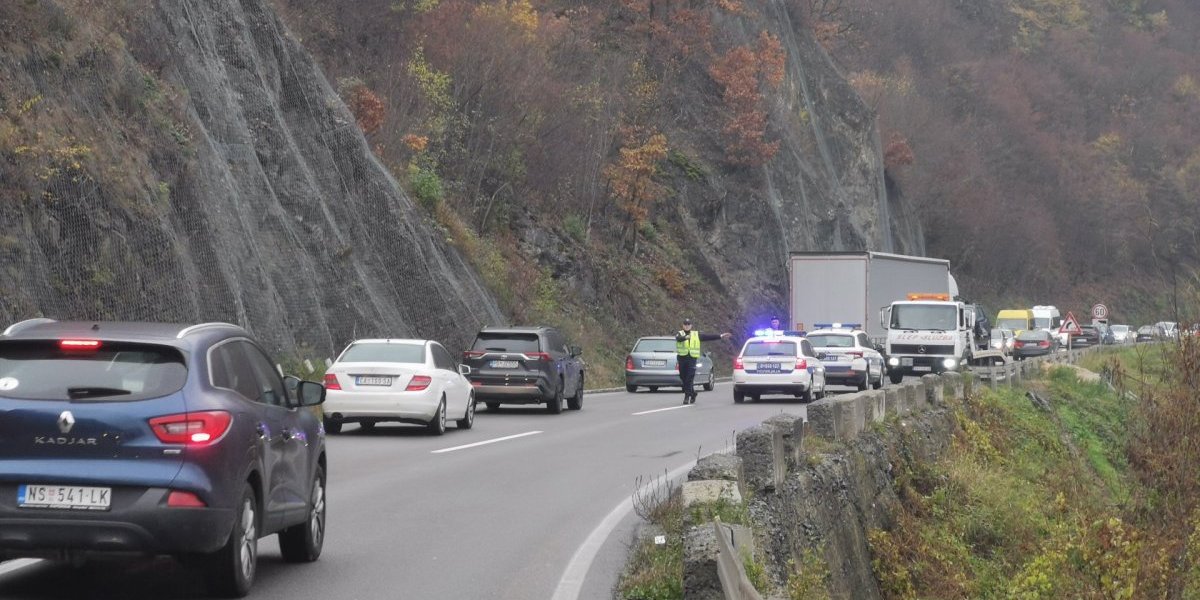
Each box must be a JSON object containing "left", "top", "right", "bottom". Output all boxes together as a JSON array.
[
  {"left": 1069, "top": 325, "right": 1101, "bottom": 348},
  {"left": 1135, "top": 325, "right": 1158, "bottom": 342},
  {"left": 624, "top": 336, "right": 714, "bottom": 393},
  {"left": 732, "top": 334, "right": 826, "bottom": 403},
  {"left": 971, "top": 304, "right": 992, "bottom": 350},
  {"left": 461, "top": 326, "right": 585, "bottom": 414},
  {"left": 805, "top": 325, "right": 885, "bottom": 391},
  {"left": 989, "top": 328, "right": 1016, "bottom": 355},
  {"left": 1013, "top": 329, "right": 1058, "bottom": 359},
  {"left": 1109, "top": 324, "right": 1132, "bottom": 344},
  {"left": 1155, "top": 321, "right": 1179, "bottom": 339},
  {"left": 323, "top": 339, "right": 475, "bottom": 435},
  {"left": 0, "top": 319, "right": 328, "bottom": 598}
]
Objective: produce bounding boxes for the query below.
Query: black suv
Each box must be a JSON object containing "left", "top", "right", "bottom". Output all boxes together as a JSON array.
[
  {"left": 462, "top": 326, "right": 585, "bottom": 413},
  {"left": 0, "top": 320, "right": 327, "bottom": 598}
]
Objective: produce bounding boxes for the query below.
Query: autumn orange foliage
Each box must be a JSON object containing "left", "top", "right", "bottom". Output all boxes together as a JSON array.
[
  {"left": 708, "top": 31, "right": 785, "bottom": 167},
  {"left": 604, "top": 128, "right": 669, "bottom": 234},
  {"left": 344, "top": 83, "right": 386, "bottom": 136}
]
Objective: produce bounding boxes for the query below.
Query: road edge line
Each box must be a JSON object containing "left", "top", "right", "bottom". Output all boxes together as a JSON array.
[{"left": 550, "top": 460, "right": 697, "bottom": 600}]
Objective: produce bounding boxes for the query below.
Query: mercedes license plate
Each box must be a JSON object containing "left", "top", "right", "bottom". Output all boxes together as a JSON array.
[
  {"left": 913, "top": 366, "right": 932, "bottom": 372},
  {"left": 643, "top": 360, "right": 666, "bottom": 367},
  {"left": 19, "top": 484, "right": 111, "bottom": 511},
  {"left": 491, "top": 360, "right": 519, "bottom": 369},
  {"left": 356, "top": 376, "right": 393, "bottom": 386}
]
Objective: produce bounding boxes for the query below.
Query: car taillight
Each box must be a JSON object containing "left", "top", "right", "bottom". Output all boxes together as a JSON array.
[
  {"left": 59, "top": 339, "right": 102, "bottom": 351},
  {"left": 323, "top": 373, "right": 341, "bottom": 391},
  {"left": 1039, "top": 341, "right": 1050, "bottom": 348},
  {"left": 625, "top": 356, "right": 634, "bottom": 370},
  {"left": 734, "top": 357, "right": 744, "bottom": 370},
  {"left": 463, "top": 350, "right": 486, "bottom": 359},
  {"left": 525, "top": 352, "right": 551, "bottom": 361},
  {"left": 149, "top": 411, "right": 232, "bottom": 445},
  {"left": 406, "top": 375, "right": 432, "bottom": 391},
  {"left": 796, "top": 358, "right": 808, "bottom": 369},
  {"left": 167, "top": 490, "right": 207, "bottom": 508},
  {"left": 1014, "top": 341, "right": 1024, "bottom": 348}
]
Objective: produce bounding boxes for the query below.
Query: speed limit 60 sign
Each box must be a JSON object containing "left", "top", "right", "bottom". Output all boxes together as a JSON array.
[{"left": 1091, "top": 304, "right": 1109, "bottom": 320}]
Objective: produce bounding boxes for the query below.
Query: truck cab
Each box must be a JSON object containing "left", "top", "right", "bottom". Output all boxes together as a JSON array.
[{"left": 880, "top": 293, "right": 974, "bottom": 384}]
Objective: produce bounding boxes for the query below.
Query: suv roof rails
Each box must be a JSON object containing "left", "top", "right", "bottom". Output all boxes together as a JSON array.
[
  {"left": 2, "top": 318, "right": 57, "bottom": 337},
  {"left": 176, "top": 322, "right": 242, "bottom": 339}
]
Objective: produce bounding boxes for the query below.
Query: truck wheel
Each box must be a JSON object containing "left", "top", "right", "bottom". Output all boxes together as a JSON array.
[{"left": 889, "top": 371, "right": 904, "bottom": 385}]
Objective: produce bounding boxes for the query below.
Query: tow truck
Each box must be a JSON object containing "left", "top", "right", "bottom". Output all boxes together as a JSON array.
[{"left": 880, "top": 293, "right": 1006, "bottom": 384}]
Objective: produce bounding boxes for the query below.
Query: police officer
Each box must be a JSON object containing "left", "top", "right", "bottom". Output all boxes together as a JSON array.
[
  {"left": 769, "top": 315, "right": 782, "bottom": 333},
  {"left": 676, "top": 318, "right": 731, "bottom": 405}
]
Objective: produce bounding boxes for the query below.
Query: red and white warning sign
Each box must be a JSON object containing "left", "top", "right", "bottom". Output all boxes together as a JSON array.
[{"left": 1059, "top": 311, "right": 1083, "bottom": 335}]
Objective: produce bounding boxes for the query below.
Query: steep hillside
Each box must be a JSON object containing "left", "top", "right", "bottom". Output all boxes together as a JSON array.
[
  {"left": 0, "top": 1, "right": 502, "bottom": 357},
  {"left": 813, "top": 0, "right": 1200, "bottom": 322},
  {"left": 269, "top": 0, "right": 926, "bottom": 381}
]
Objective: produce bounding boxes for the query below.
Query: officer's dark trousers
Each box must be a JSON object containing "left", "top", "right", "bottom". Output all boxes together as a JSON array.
[{"left": 678, "top": 355, "right": 697, "bottom": 398}]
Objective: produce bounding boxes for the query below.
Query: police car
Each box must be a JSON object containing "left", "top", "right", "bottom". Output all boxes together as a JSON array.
[
  {"left": 732, "top": 332, "right": 826, "bottom": 403},
  {"left": 805, "top": 324, "right": 886, "bottom": 391}
]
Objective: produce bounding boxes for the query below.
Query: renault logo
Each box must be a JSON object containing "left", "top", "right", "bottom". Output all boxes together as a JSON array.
[
  {"left": 918, "top": 346, "right": 927, "bottom": 354},
  {"left": 58, "top": 411, "right": 75, "bottom": 434}
]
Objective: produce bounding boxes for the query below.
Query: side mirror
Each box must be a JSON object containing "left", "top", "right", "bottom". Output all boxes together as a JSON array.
[
  {"left": 880, "top": 307, "right": 892, "bottom": 330},
  {"left": 297, "top": 380, "right": 326, "bottom": 407},
  {"left": 570, "top": 345, "right": 583, "bottom": 357},
  {"left": 458, "top": 364, "right": 472, "bottom": 376}
]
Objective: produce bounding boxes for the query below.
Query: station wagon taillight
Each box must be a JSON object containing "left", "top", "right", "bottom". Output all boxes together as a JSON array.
[
  {"left": 149, "top": 411, "right": 232, "bottom": 445},
  {"left": 323, "top": 373, "right": 341, "bottom": 390},
  {"left": 406, "top": 375, "right": 432, "bottom": 391},
  {"left": 734, "top": 357, "right": 744, "bottom": 370}
]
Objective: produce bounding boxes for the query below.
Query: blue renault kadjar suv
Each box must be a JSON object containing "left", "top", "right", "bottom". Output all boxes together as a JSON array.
[{"left": 0, "top": 319, "right": 328, "bottom": 597}]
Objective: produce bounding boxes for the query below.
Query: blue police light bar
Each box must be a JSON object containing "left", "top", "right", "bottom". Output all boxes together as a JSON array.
[{"left": 813, "top": 323, "right": 862, "bottom": 330}]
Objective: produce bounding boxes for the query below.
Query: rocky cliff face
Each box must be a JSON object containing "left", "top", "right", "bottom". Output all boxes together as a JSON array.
[{"left": 0, "top": 0, "right": 502, "bottom": 356}]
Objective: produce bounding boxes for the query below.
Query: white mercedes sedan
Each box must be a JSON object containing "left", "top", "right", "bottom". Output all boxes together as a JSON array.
[{"left": 322, "top": 339, "right": 475, "bottom": 435}]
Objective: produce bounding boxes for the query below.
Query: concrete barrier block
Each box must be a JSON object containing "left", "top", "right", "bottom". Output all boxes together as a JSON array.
[
  {"left": 808, "top": 402, "right": 835, "bottom": 439},
  {"left": 688, "top": 453, "right": 744, "bottom": 485},
  {"left": 736, "top": 426, "right": 785, "bottom": 493},
  {"left": 681, "top": 480, "right": 743, "bottom": 508},
  {"left": 683, "top": 524, "right": 724, "bottom": 600},
  {"left": 942, "top": 371, "right": 964, "bottom": 400},
  {"left": 866, "top": 390, "right": 886, "bottom": 423},
  {"left": 833, "top": 395, "right": 866, "bottom": 441},
  {"left": 962, "top": 371, "right": 975, "bottom": 397},
  {"left": 883, "top": 386, "right": 906, "bottom": 417},
  {"left": 905, "top": 380, "right": 927, "bottom": 412},
  {"left": 764, "top": 414, "right": 805, "bottom": 469},
  {"left": 922, "top": 374, "right": 944, "bottom": 406}
]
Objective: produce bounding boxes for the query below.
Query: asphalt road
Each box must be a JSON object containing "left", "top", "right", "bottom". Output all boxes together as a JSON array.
[{"left": 0, "top": 382, "right": 832, "bottom": 600}]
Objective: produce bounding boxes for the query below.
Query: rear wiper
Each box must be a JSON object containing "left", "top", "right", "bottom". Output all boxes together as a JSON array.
[
  {"left": 484, "top": 347, "right": 509, "bottom": 352},
  {"left": 68, "top": 387, "right": 132, "bottom": 399}
]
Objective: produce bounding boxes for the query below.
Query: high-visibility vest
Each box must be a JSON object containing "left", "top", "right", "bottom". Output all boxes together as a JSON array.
[{"left": 676, "top": 331, "right": 701, "bottom": 358}]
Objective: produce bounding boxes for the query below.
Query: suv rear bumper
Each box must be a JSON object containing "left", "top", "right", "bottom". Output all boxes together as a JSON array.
[
  {"left": 472, "top": 379, "right": 554, "bottom": 402},
  {"left": 0, "top": 488, "right": 234, "bottom": 558}
]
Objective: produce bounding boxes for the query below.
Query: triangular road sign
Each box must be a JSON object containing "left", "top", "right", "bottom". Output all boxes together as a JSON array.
[{"left": 1059, "top": 311, "right": 1083, "bottom": 335}]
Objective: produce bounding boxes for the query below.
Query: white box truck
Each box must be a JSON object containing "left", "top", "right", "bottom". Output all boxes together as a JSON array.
[{"left": 788, "top": 252, "right": 954, "bottom": 341}]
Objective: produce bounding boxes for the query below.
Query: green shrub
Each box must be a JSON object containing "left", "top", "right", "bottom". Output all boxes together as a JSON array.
[
  {"left": 408, "top": 165, "right": 443, "bottom": 209},
  {"left": 563, "top": 214, "right": 586, "bottom": 241}
]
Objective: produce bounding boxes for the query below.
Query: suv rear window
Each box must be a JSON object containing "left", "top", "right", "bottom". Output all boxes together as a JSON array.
[
  {"left": 742, "top": 341, "right": 797, "bottom": 357},
  {"left": 472, "top": 333, "right": 540, "bottom": 353},
  {"left": 339, "top": 343, "right": 425, "bottom": 364},
  {"left": 0, "top": 340, "right": 187, "bottom": 401}
]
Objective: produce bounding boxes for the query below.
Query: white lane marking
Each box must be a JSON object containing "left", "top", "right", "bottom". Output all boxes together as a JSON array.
[
  {"left": 431, "top": 430, "right": 543, "bottom": 454},
  {"left": 552, "top": 461, "right": 697, "bottom": 600},
  {"left": 0, "top": 558, "right": 42, "bottom": 577},
  {"left": 632, "top": 405, "right": 692, "bottom": 416}
]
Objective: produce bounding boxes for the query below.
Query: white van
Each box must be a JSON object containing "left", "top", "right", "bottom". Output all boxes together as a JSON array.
[{"left": 1031, "top": 305, "right": 1065, "bottom": 344}]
